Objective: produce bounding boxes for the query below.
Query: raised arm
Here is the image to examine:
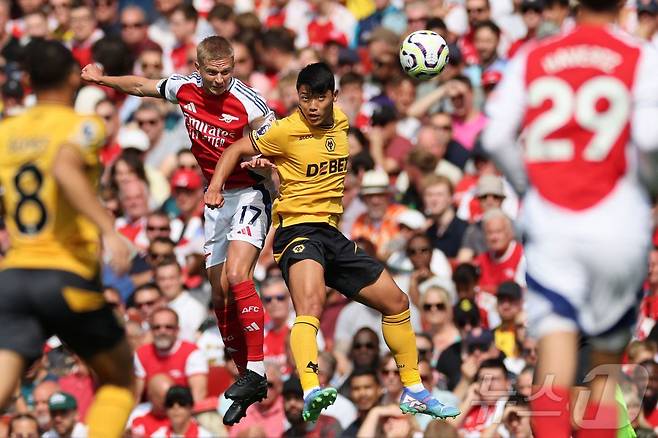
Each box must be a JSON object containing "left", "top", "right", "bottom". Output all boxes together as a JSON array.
[
  {"left": 81, "top": 63, "right": 163, "bottom": 98},
  {"left": 204, "top": 136, "right": 259, "bottom": 209}
]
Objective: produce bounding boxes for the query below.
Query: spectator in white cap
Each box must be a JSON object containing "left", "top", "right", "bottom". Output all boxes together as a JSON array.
[
  {"left": 457, "top": 174, "right": 507, "bottom": 262},
  {"left": 351, "top": 169, "right": 409, "bottom": 261},
  {"left": 456, "top": 171, "right": 519, "bottom": 225}
]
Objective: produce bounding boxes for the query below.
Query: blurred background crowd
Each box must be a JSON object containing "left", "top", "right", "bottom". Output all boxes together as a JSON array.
[{"left": 0, "top": 0, "right": 658, "bottom": 436}]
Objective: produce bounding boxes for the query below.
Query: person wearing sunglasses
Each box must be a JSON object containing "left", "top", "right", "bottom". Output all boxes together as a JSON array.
[
  {"left": 119, "top": 5, "right": 158, "bottom": 59},
  {"left": 379, "top": 353, "right": 404, "bottom": 406},
  {"left": 420, "top": 287, "right": 460, "bottom": 363},
  {"left": 262, "top": 277, "right": 293, "bottom": 369},
  {"left": 135, "top": 307, "right": 208, "bottom": 405},
  {"left": 164, "top": 386, "right": 213, "bottom": 437},
  {"left": 349, "top": 328, "right": 381, "bottom": 374},
  {"left": 406, "top": 233, "right": 453, "bottom": 309}
]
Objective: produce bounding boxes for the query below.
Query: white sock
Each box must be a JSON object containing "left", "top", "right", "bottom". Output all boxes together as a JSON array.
[
  {"left": 303, "top": 386, "right": 321, "bottom": 399},
  {"left": 406, "top": 383, "right": 426, "bottom": 393},
  {"left": 246, "top": 361, "right": 265, "bottom": 376}
]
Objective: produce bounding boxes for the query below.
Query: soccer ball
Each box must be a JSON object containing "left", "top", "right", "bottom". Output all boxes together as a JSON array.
[{"left": 399, "top": 31, "right": 450, "bottom": 80}]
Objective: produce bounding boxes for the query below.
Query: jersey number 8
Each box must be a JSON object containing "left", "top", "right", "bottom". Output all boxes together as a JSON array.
[
  {"left": 526, "top": 76, "right": 630, "bottom": 163},
  {"left": 13, "top": 163, "right": 47, "bottom": 235}
]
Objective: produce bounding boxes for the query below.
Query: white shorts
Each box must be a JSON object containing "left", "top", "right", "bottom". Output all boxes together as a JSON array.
[
  {"left": 204, "top": 185, "right": 272, "bottom": 268},
  {"left": 521, "top": 179, "right": 652, "bottom": 345}
]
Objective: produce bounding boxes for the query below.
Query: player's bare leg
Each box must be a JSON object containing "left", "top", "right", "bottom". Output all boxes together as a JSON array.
[
  {"left": 286, "top": 259, "right": 337, "bottom": 421},
  {"left": 531, "top": 331, "right": 578, "bottom": 438},
  {"left": 84, "top": 339, "right": 135, "bottom": 438},
  {"left": 0, "top": 350, "right": 25, "bottom": 408},
  {"left": 356, "top": 270, "right": 460, "bottom": 419},
  {"left": 219, "top": 240, "right": 267, "bottom": 425}
]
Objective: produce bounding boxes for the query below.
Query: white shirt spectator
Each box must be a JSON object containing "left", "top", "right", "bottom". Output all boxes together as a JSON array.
[{"left": 169, "top": 291, "right": 207, "bottom": 342}]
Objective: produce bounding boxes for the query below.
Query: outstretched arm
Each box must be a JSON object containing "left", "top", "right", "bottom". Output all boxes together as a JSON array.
[
  {"left": 204, "top": 136, "right": 259, "bottom": 208},
  {"left": 81, "top": 63, "right": 163, "bottom": 98}
]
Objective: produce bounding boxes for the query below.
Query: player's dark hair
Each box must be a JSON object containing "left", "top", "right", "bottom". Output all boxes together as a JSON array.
[
  {"left": 296, "top": 62, "right": 335, "bottom": 94},
  {"left": 92, "top": 36, "right": 134, "bottom": 76},
  {"left": 473, "top": 19, "right": 501, "bottom": 38},
  {"left": 578, "top": 0, "right": 622, "bottom": 12},
  {"left": 23, "top": 39, "right": 77, "bottom": 91}
]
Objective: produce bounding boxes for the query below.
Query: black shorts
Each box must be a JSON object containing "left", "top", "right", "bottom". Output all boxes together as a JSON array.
[
  {"left": 273, "top": 223, "right": 384, "bottom": 298},
  {"left": 0, "top": 268, "right": 125, "bottom": 362}
]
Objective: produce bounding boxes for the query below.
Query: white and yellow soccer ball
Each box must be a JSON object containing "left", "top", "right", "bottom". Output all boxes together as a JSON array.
[{"left": 399, "top": 30, "right": 450, "bottom": 80}]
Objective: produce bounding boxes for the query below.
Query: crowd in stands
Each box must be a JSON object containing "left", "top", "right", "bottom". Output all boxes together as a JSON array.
[{"left": 1, "top": 0, "right": 658, "bottom": 436}]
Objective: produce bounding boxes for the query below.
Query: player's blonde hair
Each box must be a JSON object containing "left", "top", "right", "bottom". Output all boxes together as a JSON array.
[{"left": 196, "top": 36, "right": 234, "bottom": 65}]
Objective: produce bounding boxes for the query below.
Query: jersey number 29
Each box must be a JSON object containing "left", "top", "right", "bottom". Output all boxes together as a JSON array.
[{"left": 525, "top": 76, "right": 630, "bottom": 162}]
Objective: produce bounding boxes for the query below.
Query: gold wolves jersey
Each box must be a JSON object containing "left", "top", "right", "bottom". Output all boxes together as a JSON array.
[
  {"left": 0, "top": 104, "right": 105, "bottom": 279},
  {"left": 250, "top": 107, "right": 349, "bottom": 228}
]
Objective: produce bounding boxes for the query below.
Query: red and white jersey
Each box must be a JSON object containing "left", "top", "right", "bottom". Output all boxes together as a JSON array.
[
  {"left": 475, "top": 241, "right": 526, "bottom": 294},
  {"left": 130, "top": 411, "right": 169, "bottom": 438},
  {"left": 157, "top": 73, "right": 275, "bottom": 189},
  {"left": 483, "top": 24, "right": 658, "bottom": 210},
  {"left": 134, "top": 340, "right": 208, "bottom": 387}
]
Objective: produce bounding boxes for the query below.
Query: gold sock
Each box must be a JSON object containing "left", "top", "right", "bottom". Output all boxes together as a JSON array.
[
  {"left": 86, "top": 385, "right": 135, "bottom": 438},
  {"left": 290, "top": 315, "right": 321, "bottom": 392},
  {"left": 382, "top": 309, "right": 422, "bottom": 387}
]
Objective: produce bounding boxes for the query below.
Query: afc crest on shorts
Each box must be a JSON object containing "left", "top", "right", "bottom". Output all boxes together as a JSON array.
[{"left": 204, "top": 184, "right": 272, "bottom": 268}]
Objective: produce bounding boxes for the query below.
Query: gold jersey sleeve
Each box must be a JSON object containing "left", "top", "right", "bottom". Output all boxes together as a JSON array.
[
  {"left": 251, "top": 107, "right": 350, "bottom": 228},
  {"left": 0, "top": 104, "right": 105, "bottom": 279}
]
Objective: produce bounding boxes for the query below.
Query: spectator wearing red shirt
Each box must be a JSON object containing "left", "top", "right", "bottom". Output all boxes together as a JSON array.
[
  {"left": 475, "top": 209, "right": 525, "bottom": 294},
  {"left": 115, "top": 179, "right": 150, "bottom": 250},
  {"left": 168, "top": 5, "right": 198, "bottom": 74},
  {"left": 169, "top": 169, "right": 205, "bottom": 264},
  {"left": 68, "top": 1, "right": 103, "bottom": 67},
  {"left": 368, "top": 104, "right": 413, "bottom": 175},
  {"left": 94, "top": 99, "right": 122, "bottom": 167},
  {"left": 282, "top": 376, "right": 343, "bottom": 438},
  {"left": 134, "top": 307, "right": 208, "bottom": 403},
  {"left": 130, "top": 373, "right": 174, "bottom": 437},
  {"left": 163, "top": 386, "right": 213, "bottom": 437},
  {"left": 120, "top": 6, "right": 161, "bottom": 60},
  {"left": 507, "top": 0, "right": 544, "bottom": 58},
  {"left": 262, "top": 277, "right": 293, "bottom": 372}
]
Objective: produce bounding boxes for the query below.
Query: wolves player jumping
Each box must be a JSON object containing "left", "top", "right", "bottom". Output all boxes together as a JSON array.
[
  {"left": 483, "top": 1, "right": 658, "bottom": 437},
  {"left": 82, "top": 36, "right": 275, "bottom": 424},
  {"left": 205, "top": 62, "right": 461, "bottom": 423}
]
